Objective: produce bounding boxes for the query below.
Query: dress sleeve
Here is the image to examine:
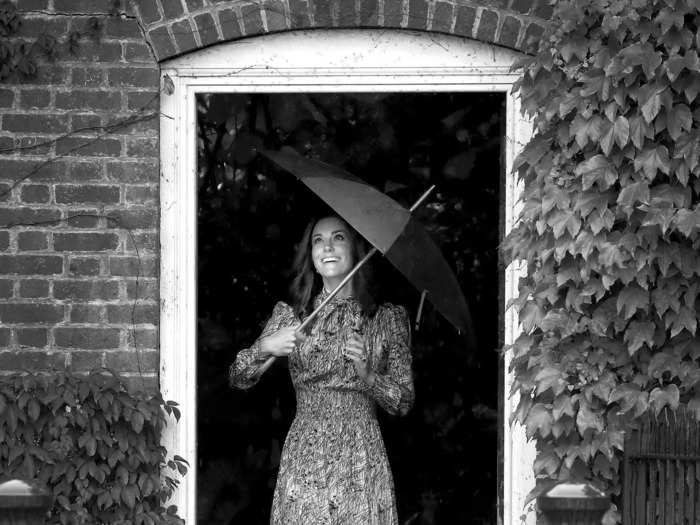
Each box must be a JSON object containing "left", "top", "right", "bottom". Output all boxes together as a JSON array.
[
  {"left": 229, "top": 301, "right": 296, "bottom": 390},
  {"left": 364, "top": 304, "right": 414, "bottom": 416}
]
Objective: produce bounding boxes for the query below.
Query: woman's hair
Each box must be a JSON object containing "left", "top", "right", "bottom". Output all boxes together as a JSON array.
[{"left": 289, "top": 215, "right": 376, "bottom": 319}]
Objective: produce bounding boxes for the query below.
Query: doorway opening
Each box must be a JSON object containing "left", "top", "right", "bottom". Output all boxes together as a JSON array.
[{"left": 196, "top": 91, "right": 504, "bottom": 524}]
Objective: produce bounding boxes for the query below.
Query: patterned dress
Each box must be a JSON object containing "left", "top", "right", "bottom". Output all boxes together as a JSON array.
[{"left": 230, "top": 291, "right": 414, "bottom": 525}]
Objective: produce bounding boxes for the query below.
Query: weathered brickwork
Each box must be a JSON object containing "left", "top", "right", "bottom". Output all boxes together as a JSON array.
[
  {"left": 0, "top": 2, "right": 160, "bottom": 387},
  {"left": 131, "top": 0, "right": 548, "bottom": 60},
  {"left": 1, "top": 0, "right": 546, "bottom": 383}
]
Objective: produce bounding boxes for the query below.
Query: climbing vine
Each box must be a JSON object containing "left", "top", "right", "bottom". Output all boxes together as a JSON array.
[{"left": 505, "top": 0, "right": 700, "bottom": 521}]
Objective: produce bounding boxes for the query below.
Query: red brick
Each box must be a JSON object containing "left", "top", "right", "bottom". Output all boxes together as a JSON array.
[
  {"left": 0, "top": 303, "right": 63, "bottom": 323},
  {"left": 511, "top": 0, "right": 533, "bottom": 14},
  {"left": 241, "top": 4, "right": 265, "bottom": 33},
  {"left": 109, "top": 256, "right": 157, "bottom": 277},
  {"left": 18, "top": 89, "right": 51, "bottom": 109},
  {"left": 17, "top": 16, "right": 69, "bottom": 37},
  {"left": 0, "top": 351, "right": 64, "bottom": 371},
  {"left": 124, "top": 42, "right": 155, "bottom": 63},
  {"left": 195, "top": 12, "right": 219, "bottom": 45},
  {"left": 69, "top": 350, "right": 104, "bottom": 371},
  {"left": 71, "top": 68, "right": 105, "bottom": 88},
  {"left": 265, "top": 1, "right": 288, "bottom": 31},
  {"left": 432, "top": 2, "right": 453, "bottom": 32},
  {"left": 384, "top": 0, "right": 402, "bottom": 26},
  {"left": 172, "top": 19, "right": 198, "bottom": 52},
  {"left": 521, "top": 22, "right": 544, "bottom": 53},
  {"left": 534, "top": 1, "right": 553, "bottom": 19},
  {"left": 126, "top": 232, "right": 158, "bottom": 253},
  {"left": 0, "top": 255, "right": 63, "bottom": 275},
  {"left": 16, "top": 328, "right": 47, "bottom": 348},
  {"left": 118, "top": 116, "right": 159, "bottom": 137},
  {"left": 55, "top": 90, "right": 121, "bottom": 111},
  {"left": 54, "top": 327, "right": 120, "bottom": 349},
  {"left": 133, "top": 328, "right": 158, "bottom": 349},
  {"left": 127, "top": 279, "right": 158, "bottom": 300},
  {"left": 0, "top": 280, "right": 13, "bottom": 298},
  {"left": 106, "top": 208, "right": 157, "bottom": 229},
  {"left": 72, "top": 42, "right": 123, "bottom": 62},
  {"left": 68, "top": 257, "right": 101, "bottom": 276},
  {"left": 107, "top": 303, "right": 158, "bottom": 324},
  {"left": 407, "top": 0, "right": 428, "bottom": 29},
  {"left": 454, "top": 5, "right": 476, "bottom": 36},
  {"left": 27, "top": 65, "right": 69, "bottom": 86},
  {"left": 55, "top": 185, "right": 120, "bottom": 204},
  {"left": 289, "top": 0, "right": 313, "bottom": 28},
  {"left": 17, "top": 231, "right": 48, "bottom": 251},
  {"left": 485, "top": 0, "right": 508, "bottom": 7},
  {"left": 54, "top": 280, "right": 120, "bottom": 301},
  {"left": 0, "top": 89, "right": 14, "bottom": 108},
  {"left": 105, "top": 18, "right": 143, "bottom": 38},
  {"left": 0, "top": 328, "right": 10, "bottom": 347},
  {"left": 219, "top": 8, "right": 243, "bottom": 39},
  {"left": 161, "top": 0, "right": 185, "bottom": 18},
  {"left": 147, "top": 26, "right": 176, "bottom": 59},
  {"left": 359, "top": 0, "right": 377, "bottom": 24},
  {"left": 105, "top": 350, "right": 158, "bottom": 372},
  {"left": 185, "top": 0, "right": 204, "bottom": 9},
  {"left": 127, "top": 91, "right": 160, "bottom": 111},
  {"left": 106, "top": 161, "right": 158, "bottom": 183},
  {"left": 0, "top": 207, "right": 61, "bottom": 226},
  {"left": 499, "top": 15, "right": 521, "bottom": 48},
  {"left": 107, "top": 67, "right": 159, "bottom": 88},
  {"left": 61, "top": 211, "right": 101, "bottom": 229},
  {"left": 126, "top": 137, "right": 158, "bottom": 157},
  {"left": 54, "top": 233, "right": 119, "bottom": 252},
  {"left": 125, "top": 185, "right": 158, "bottom": 204},
  {"left": 17, "top": 0, "right": 49, "bottom": 11},
  {"left": 71, "top": 114, "right": 103, "bottom": 133},
  {"left": 476, "top": 9, "right": 499, "bottom": 41},
  {"left": 0, "top": 136, "right": 14, "bottom": 154},
  {"left": 0, "top": 184, "right": 10, "bottom": 202},
  {"left": 69, "top": 161, "right": 104, "bottom": 182},
  {"left": 54, "top": 0, "right": 114, "bottom": 13},
  {"left": 18, "top": 279, "right": 50, "bottom": 298},
  {"left": 70, "top": 304, "right": 105, "bottom": 323},
  {"left": 0, "top": 159, "right": 66, "bottom": 183},
  {"left": 0, "top": 231, "right": 8, "bottom": 251},
  {"left": 338, "top": 0, "right": 355, "bottom": 25},
  {"left": 20, "top": 184, "right": 50, "bottom": 203},
  {"left": 55, "top": 137, "right": 121, "bottom": 157},
  {"left": 17, "top": 137, "right": 52, "bottom": 156},
  {"left": 134, "top": 0, "right": 163, "bottom": 25},
  {"left": 2, "top": 114, "right": 69, "bottom": 134}
]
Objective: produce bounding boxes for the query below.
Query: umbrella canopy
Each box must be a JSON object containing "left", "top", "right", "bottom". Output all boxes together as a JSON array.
[{"left": 262, "top": 149, "right": 474, "bottom": 340}]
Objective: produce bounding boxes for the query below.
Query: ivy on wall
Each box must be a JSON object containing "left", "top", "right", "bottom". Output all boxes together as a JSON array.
[{"left": 505, "top": 0, "right": 700, "bottom": 521}]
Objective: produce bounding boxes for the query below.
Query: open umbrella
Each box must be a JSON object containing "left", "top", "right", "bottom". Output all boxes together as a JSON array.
[{"left": 256, "top": 148, "right": 476, "bottom": 373}]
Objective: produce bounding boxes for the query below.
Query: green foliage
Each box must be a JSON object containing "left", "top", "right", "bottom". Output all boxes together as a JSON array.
[
  {"left": 504, "top": 0, "right": 700, "bottom": 521},
  {"left": 0, "top": 370, "right": 187, "bottom": 524}
]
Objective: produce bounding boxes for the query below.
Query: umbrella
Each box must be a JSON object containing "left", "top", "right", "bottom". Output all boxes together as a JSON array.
[{"left": 255, "top": 148, "right": 476, "bottom": 374}]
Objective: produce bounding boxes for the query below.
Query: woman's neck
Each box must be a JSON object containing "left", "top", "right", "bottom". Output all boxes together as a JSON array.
[{"left": 322, "top": 278, "right": 354, "bottom": 299}]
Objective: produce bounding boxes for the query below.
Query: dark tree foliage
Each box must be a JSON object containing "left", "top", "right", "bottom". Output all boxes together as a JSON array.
[{"left": 196, "top": 92, "right": 504, "bottom": 524}]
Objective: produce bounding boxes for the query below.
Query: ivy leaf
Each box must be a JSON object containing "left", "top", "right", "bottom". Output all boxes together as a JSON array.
[
  {"left": 130, "top": 411, "right": 144, "bottom": 433},
  {"left": 571, "top": 115, "right": 604, "bottom": 148},
  {"left": 0, "top": 393, "right": 5, "bottom": 415},
  {"left": 666, "top": 104, "right": 693, "bottom": 141},
  {"left": 638, "top": 86, "right": 663, "bottom": 123},
  {"left": 576, "top": 155, "right": 617, "bottom": 190},
  {"left": 634, "top": 145, "right": 671, "bottom": 180},
  {"left": 616, "top": 284, "right": 649, "bottom": 320},
  {"left": 536, "top": 366, "right": 566, "bottom": 396},
  {"left": 649, "top": 384, "right": 680, "bottom": 415},
  {"left": 673, "top": 208, "right": 700, "bottom": 237},
  {"left": 526, "top": 403, "right": 553, "bottom": 439},
  {"left": 576, "top": 401, "right": 604, "bottom": 434},
  {"left": 617, "top": 180, "right": 650, "bottom": 209},
  {"left": 629, "top": 115, "right": 648, "bottom": 149},
  {"left": 552, "top": 394, "right": 576, "bottom": 419},
  {"left": 669, "top": 306, "right": 697, "bottom": 337},
  {"left": 624, "top": 321, "right": 655, "bottom": 354},
  {"left": 613, "top": 116, "right": 630, "bottom": 149}
]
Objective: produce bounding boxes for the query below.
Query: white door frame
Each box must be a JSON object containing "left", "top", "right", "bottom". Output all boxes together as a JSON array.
[{"left": 159, "top": 29, "right": 534, "bottom": 525}]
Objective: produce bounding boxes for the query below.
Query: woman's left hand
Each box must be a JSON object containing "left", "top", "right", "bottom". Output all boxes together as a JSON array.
[{"left": 345, "top": 333, "right": 375, "bottom": 385}]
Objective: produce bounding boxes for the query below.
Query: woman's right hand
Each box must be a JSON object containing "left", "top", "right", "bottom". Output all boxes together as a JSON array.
[{"left": 259, "top": 326, "right": 303, "bottom": 357}]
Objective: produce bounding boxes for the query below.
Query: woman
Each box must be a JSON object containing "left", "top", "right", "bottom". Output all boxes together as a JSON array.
[{"left": 230, "top": 215, "right": 414, "bottom": 525}]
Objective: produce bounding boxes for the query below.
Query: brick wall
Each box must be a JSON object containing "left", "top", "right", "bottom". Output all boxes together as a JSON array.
[
  {"left": 0, "top": 1, "right": 160, "bottom": 388},
  {"left": 0, "top": 0, "right": 546, "bottom": 384}
]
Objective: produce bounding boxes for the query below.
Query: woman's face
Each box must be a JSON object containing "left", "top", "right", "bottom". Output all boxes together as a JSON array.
[{"left": 310, "top": 217, "right": 355, "bottom": 282}]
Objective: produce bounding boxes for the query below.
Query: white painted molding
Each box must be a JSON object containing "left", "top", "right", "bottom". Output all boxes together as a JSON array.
[{"left": 159, "top": 28, "right": 535, "bottom": 525}]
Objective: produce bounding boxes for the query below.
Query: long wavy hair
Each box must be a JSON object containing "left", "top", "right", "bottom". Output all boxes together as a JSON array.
[{"left": 289, "top": 215, "right": 376, "bottom": 319}]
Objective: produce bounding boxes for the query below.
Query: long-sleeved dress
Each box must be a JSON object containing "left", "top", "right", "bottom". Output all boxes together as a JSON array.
[{"left": 229, "top": 291, "right": 414, "bottom": 525}]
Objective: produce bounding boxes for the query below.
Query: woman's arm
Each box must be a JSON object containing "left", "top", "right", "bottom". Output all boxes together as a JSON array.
[
  {"left": 364, "top": 305, "right": 415, "bottom": 416},
  {"left": 229, "top": 301, "right": 296, "bottom": 389}
]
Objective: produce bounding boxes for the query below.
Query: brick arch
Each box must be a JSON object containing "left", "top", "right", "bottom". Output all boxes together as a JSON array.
[{"left": 132, "top": 0, "right": 550, "bottom": 61}]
